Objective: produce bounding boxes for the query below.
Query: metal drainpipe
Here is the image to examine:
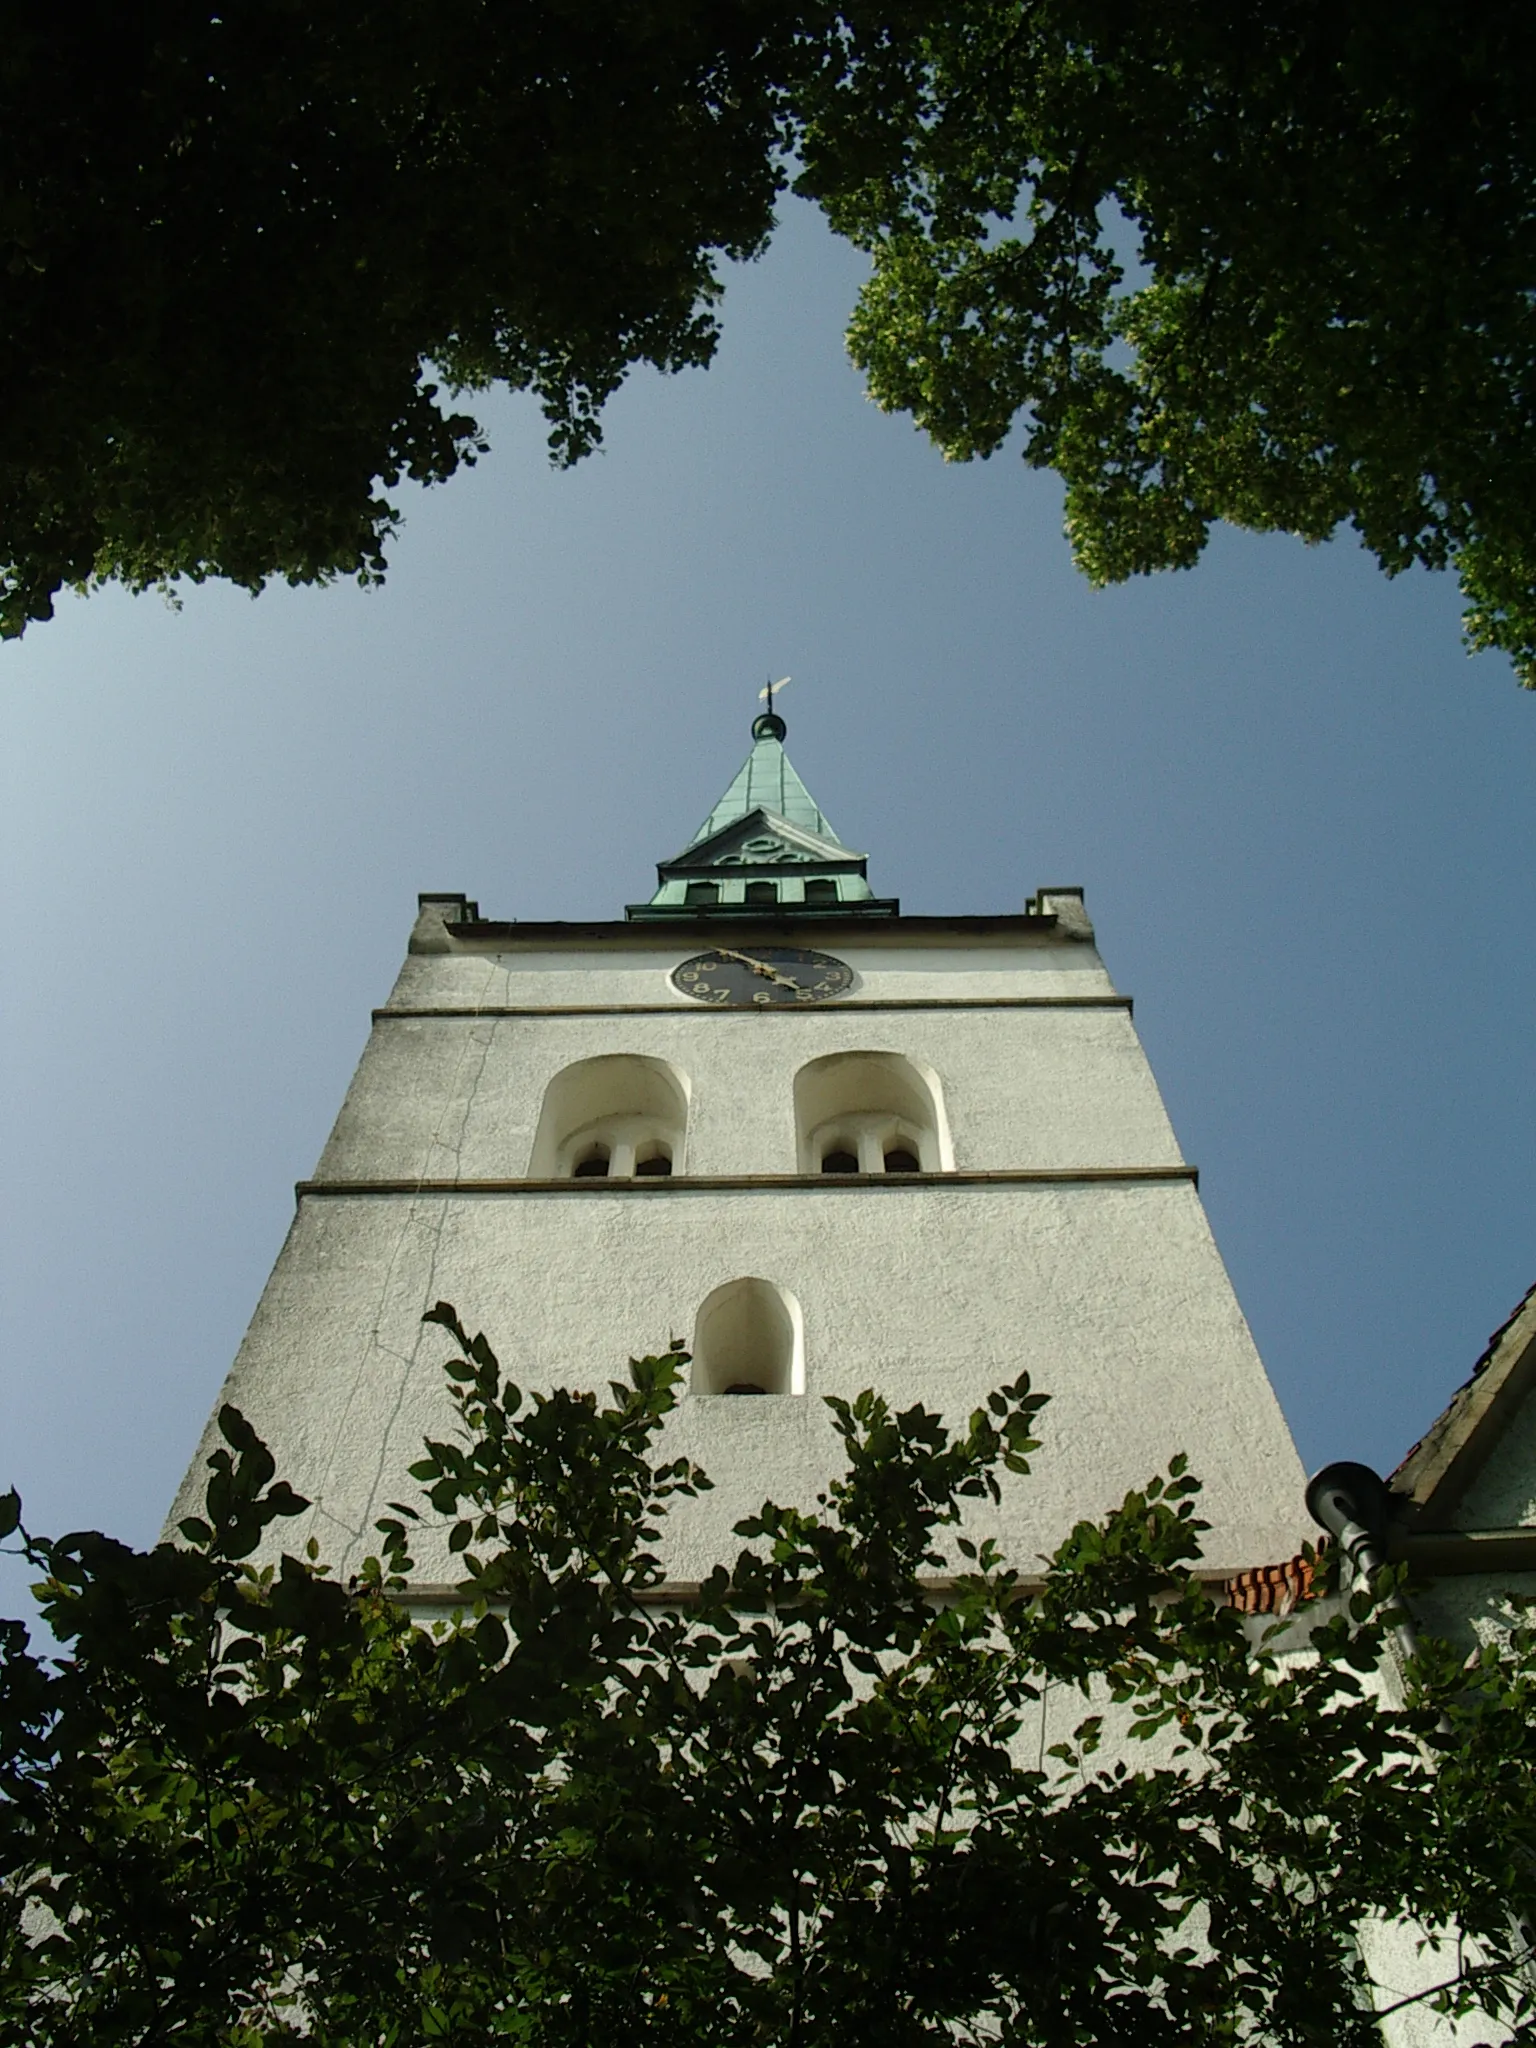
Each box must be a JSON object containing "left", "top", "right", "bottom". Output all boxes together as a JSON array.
[{"left": 1305, "top": 1460, "right": 1421, "bottom": 1669}]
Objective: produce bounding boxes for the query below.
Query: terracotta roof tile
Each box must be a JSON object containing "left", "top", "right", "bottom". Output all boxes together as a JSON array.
[{"left": 1224, "top": 1549, "right": 1318, "bottom": 1615}]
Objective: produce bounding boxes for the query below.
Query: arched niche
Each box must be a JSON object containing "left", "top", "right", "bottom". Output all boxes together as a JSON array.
[
  {"left": 793, "top": 1050, "right": 952, "bottom": 1175},
  {"left": 691, "top": 1277, "right": 804, "bottom": 1397},
  {"left": 528, "top": 1054, "right": 690, "bottom": 1179}
]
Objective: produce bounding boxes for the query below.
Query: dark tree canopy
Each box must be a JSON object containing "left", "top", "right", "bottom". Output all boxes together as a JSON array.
[
  {"left": 3, "top": 1305, "right": 1536, "bottom": 2042},
  {"left": 0, "top": 1, "right": 798, "bottom": 632},
  {"left": 5, "top": 3, "right": 1536, "bottom": 684}
]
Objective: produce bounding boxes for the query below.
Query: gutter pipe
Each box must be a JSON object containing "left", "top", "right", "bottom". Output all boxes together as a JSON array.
[{"left": 1305, "top": 1459, "right": 1420, "bottom": 1668}]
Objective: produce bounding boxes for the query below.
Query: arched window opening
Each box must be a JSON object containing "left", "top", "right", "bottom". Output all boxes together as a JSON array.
[
  {"left": 529, "top": 1055, "right": 690, "bottom": 1179},
  {"left": 685, "top": 880, "right": 719, "bottom": 906},
  {"left": 691, "top": 1278, "right": 804, "bottom": 1397},
  {"left": 794, "top": 1051, "right": 953, "bottom": 1175},
  {"left": 804, "top": 878, "right": 837, "bottom": 905},
  {"left": 745, "top": 880, "right": 777, "bottom": 905}
]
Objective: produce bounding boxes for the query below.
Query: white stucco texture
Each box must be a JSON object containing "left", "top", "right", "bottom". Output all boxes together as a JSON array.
[
  {"left": 1452, "top": 1386, "right": 1536, "bottom": 1530},
  {"left": 384, "top": 931, "right": 1119, "bottom": 1014},
  {"left": 170, "top": 1178, "right": 1308, "bottom": 1584},
  {"left": 314, "top": 1005, "right": 1182, "bottom": 1183},
  {"left": 1404, "top": 1386, "right": 1536, "bottom": 1655},
  {"left": 170, "top": 910, "right": 1309, "bottom": 1594}
]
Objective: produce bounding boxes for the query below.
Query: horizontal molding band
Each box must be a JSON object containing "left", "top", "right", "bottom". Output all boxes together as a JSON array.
[
  {"left": 397, "top": 1563, "right": 1235, "bottom": 1608},
  {"left": 441, "top": 912, "right": 1058, "bottom": 944},
  {"left": 373, "top": 995, "right": 1133, "bottom": 1021},
  {"left": 399, "top": 1564, "right": 1236, "bottom": 1613},
  {"left": 392, "top": 1541, "right": 1536, "bottom": 1616},
  {"left": 296, "top": 1165, "right": 1198, "bottom": 1199}
]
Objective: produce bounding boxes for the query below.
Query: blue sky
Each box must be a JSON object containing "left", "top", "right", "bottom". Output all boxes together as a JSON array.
[{"left": 2, "top": 198, "right": 1533, "bottom": 1609}]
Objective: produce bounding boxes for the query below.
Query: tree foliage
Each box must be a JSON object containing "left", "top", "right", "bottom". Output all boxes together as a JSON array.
[
  {"left": 3, "top": 1303, "right": 1536, "bottom": 2043},
  {"left": 5, "top": 5, "right": 1536, "bottom": 682},
  {"left": 804, "top": 0, "right": 1536, "bottom": 685},
  {"left": 0, "top": 1, "right": 797, "bottom": 635}
]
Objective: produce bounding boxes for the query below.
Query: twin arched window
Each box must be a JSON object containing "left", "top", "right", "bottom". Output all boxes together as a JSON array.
[
  {"left": 530, "top": 1049, "right": 950, "bottom": 1180},
  {"left": 527, "top": 1054, "right": 689, "bottom": 1180},
  {"left": 793, "top": 1051, "right": 952, "bottom": 1176}
]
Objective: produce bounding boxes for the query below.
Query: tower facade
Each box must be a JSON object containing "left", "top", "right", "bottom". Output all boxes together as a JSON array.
[{"left": 172, "top": 711, "right": 1309, "bottom": 1587}]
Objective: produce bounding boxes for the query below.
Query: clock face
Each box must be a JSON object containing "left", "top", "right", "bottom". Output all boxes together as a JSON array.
[{"left": 672, "top": 945, "right": 854, "bottom": 1006}]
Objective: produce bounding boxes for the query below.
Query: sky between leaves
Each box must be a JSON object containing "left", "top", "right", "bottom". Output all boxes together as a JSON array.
[{"left": 1, "top": 199, "right": 1533, "bottom": 1624}]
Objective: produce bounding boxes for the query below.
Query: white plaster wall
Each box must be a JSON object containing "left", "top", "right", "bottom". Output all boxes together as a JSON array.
[
  {"left": 160, "top": 897, "right": 1512, "bottom": 2038},
  {"left": 169, "top": 1179, "right": 1308, "bottom": 1585},
  {"left": 312, "top": 1005, "right": 1183, "bottom": 1182},
  {"left": 1406, "top": 1392, "right": 1536, "bottom": 1655},
  {"left": 383, "top": 934, "right": 1119, "bottom": 1012},
  {"left": 1359, "top": 1919, "right": 1511, "bottom": 2046},
  {"left": 1451, "top": 1398, "right": 1536, "bottom": 1529},
  {"left": 1410, "top": 1573, "right": 1535, "bottom": 1656},
  {"left": 164, "top": 894, "right": 1338, "bottom": 1999}
]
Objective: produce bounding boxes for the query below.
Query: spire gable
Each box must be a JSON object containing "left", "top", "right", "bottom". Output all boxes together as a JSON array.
[
  {"left": 686, "top": 719, "right": 843, "bottom": 850},
  {"left": 626, "top": 703, "right": 899, "bottom": 921},
  {"left": 674, "top": 808, "right": 857, "bottom": 873}
]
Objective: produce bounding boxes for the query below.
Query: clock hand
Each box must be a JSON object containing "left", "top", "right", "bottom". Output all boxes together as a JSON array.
[
  {"left": 714, "top": 945, "right": 801, "bottom": 990},
  {"left": 715, "top": 946, "right": 794, "bottom": 985}
]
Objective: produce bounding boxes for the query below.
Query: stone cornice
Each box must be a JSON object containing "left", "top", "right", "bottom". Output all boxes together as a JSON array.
[
  {"left": 372, "top": 995, "right": 1133, "bottom": 1021},
  {"left": 427, "top": 912, "right": 1061, "bottom": 950},
  {"left": 295, "top": 1165, "right": 1197, "bottom": 1200}
]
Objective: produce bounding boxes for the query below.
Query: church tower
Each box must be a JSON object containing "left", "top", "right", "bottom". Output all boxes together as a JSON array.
[{"left": 171, "top": 703, "right": 1310, "bottom": 1587}]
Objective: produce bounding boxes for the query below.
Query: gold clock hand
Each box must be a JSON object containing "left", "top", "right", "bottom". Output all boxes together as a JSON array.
[{"left": 714, "top": 946, "right": 800, "bottom": 990}]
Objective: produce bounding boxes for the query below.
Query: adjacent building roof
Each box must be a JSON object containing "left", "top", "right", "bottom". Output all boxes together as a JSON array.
[{"left": 1389, "top": 1279, "right": 1536, "bottom": 1529}]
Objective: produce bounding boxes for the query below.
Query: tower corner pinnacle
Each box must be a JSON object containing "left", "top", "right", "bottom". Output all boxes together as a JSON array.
[
  {"left": 1030, "top": 887, "right": 1094, "bottom": 941},
  {"left": 411, "top": 892, "right": 481, "bottom": 953}
]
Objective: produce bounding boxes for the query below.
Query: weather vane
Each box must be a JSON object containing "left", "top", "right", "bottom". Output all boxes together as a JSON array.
[{"left": 758, "top": 675, "right": 792, "bottom": 718}]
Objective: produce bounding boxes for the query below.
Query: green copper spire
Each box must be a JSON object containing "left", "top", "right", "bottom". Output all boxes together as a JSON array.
[
  {"left": 625, "top": 700, "right": 899, "bottom": 922},
  {"left": 686, "top": 710, "right": 844, "bottom": 849}
]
